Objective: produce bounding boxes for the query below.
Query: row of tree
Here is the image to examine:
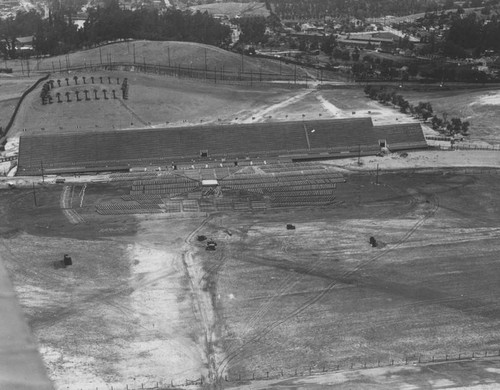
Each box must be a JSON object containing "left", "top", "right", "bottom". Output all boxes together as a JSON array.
[
  {"left": 364, "top": 85, "right": 470, "bottom": 136},
  {"left": 0, "top": 1, "right": 232, "bottom": 58}
]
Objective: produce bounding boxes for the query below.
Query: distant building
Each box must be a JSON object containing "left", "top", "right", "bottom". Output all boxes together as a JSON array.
[{"left": 15, "top": 36, "right": 34, "bottom": 55}]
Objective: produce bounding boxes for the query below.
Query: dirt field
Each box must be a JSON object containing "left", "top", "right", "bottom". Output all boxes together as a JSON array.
[{"left": 3, "top": 167, "right": 500, "bottom": 388}]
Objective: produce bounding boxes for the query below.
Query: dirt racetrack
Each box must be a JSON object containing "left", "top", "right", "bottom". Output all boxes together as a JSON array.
[{"left": 3, "top": 167, "right": 500, "bottom": 388}]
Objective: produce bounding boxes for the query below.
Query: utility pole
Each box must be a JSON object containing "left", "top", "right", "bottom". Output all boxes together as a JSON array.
[
  {"left": 133, "top": 43, "right": 136, "bottom": 64},
  {"left": 167, "top": 46, "right": 170, "bottom": 67},
  {"left": 376, "top": 164, "right": 379, "bottom": 185},
  {"left": 40, "top": 161, "right": 44, "bottom": 183},
  {"left": 358, "top": 144, "right": 361, "bottom": 165},
  {"left": 99, "top": 47, "right": 102, "bottom": 65}
]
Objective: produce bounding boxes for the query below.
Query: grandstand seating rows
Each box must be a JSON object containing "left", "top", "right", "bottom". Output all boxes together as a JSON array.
[
  {"left": 373, "top": 123, "right": 428, "bottom": 151},
  {"left": 18, "top": 118, "right": 390, "bottom": 174}
]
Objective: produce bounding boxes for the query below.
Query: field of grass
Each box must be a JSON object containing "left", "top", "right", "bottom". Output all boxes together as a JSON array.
[
  {"left": 403, "top": 88, "right": 500, "bottom": 143},
  {"left": 0, "top": 77, "right": 38, "bottom": 132},
  {"left": 9, "top": 70, "right": 300, "bottom": 136},
  {"left": 26, "top": 41, "right": 305, "bottom": 78},
  {"left": 190, "top": 1, "right": 270, "bottom": 18}
]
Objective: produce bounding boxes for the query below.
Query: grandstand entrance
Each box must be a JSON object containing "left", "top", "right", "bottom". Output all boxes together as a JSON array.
[
  {"left": 200, "top": 150, "right": 209, "bottom": 158},
  {"left": 379, "top": 139, "right": 387, "bottom": 148}
]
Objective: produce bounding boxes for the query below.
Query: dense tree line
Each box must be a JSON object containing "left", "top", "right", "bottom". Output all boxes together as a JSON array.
[
  {"left": 446, "top": 13, "right": 500, "bottom": 57},
  {"left": 0, "top": 0, "right": 231, "bottom": 58}
]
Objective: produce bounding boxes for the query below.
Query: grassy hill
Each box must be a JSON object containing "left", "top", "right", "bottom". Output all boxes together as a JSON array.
[
  {"left": 190, "top": 2, "right": 270, "bottom": 18},
  {"left": 30, "top": 40, "right": 303, "bottom": 77}
]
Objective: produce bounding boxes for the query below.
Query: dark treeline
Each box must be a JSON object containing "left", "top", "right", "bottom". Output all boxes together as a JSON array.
[
  {"left": 445, "top": 13, "right": 500, "bottom": 57},
  {"left": 0, "top": 0, "right": 231, "bottom": 58},
  {"left": 270, "top": 0, "right": 442, "bottom": 20}
]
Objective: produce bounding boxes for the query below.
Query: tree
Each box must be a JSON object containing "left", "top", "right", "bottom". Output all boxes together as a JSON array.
[
  {"left": 416, "top": 102, "right": 433, "bottom": 120},
  {"left": 431, "top": 115, "right": 444, "bottom": 130},
  {"left": 320, "top": 34, "right": 336, "bottom": 56},
  {"left": 238, "top": 16, "right": 266, "bottom": 44}
]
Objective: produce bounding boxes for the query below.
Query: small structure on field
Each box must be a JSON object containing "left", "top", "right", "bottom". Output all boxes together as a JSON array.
[
  {"left": 206, "top": 240, "right": 217, "bottom": 251},
  {"left": 53, "top": 254, "right": 73, "bottom": 269},
  {"left": 369, "top": 236, "right": 377, "bottom": 247}
]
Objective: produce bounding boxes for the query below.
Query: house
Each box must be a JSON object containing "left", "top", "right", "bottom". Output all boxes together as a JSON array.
[
  {"left": 15, "top": 36, "right": 34, "bottom": 56},
  {"left": 15, "top": 36, "right": 33, "bottom": 50}
]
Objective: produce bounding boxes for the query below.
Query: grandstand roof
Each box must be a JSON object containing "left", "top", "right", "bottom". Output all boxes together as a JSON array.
[{"left": 17, "top": 118, "right": 426, "bottom": 175}]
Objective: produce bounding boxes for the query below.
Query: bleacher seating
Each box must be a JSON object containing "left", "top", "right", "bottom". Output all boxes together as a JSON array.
[
  {"left": 17, "top": 119, "right": 426, "bottom": 175},
  {"left": 373, "top": 123, "right": 428, "bottom": 151}
]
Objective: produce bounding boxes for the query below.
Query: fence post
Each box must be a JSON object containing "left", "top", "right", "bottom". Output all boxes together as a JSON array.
[
  {"left": 446, "top": 354, "right": 448, "bottom": 361},
  {"left": 266, "top": 372, "right": 269, "bottom": 379},
  {"left": 238, "top": 373, "right": 241, "bottom": 381},
  {"left": 391, "top": 359, "right": 394, "bottom": 366},
  {"left": 473, "top": 352, "right": 475, "bottom": 358}
]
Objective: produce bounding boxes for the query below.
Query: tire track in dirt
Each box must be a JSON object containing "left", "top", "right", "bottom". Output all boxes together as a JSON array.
[
  {"left": 182, "top": 216, "right": 223, "bottom": 383},
  {"left": 237, "top": 89, "right": 314, "bottom": 123}
]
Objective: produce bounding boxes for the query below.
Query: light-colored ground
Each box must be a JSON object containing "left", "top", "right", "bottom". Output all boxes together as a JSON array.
[
  {"left": 229, "top": 357, "right": 500, "bottom": 389},
  {"left": 1, "top": 215, "right": 219, "bottom": 389}
]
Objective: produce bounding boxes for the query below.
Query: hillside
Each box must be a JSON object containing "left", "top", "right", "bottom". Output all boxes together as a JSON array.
[
  {"left": 28, "top": 41, "right": 305, "bottom": 77},
  {"left": 31, "top": 40, "right": 301, "bottom": 77},
  {"left": 189, "top": 1, "right": 270, "bottom": 18}
]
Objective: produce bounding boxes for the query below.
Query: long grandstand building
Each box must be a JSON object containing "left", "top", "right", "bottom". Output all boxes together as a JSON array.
[{"left": 17, "top": 118, "right": 427, "bottom": 175}]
